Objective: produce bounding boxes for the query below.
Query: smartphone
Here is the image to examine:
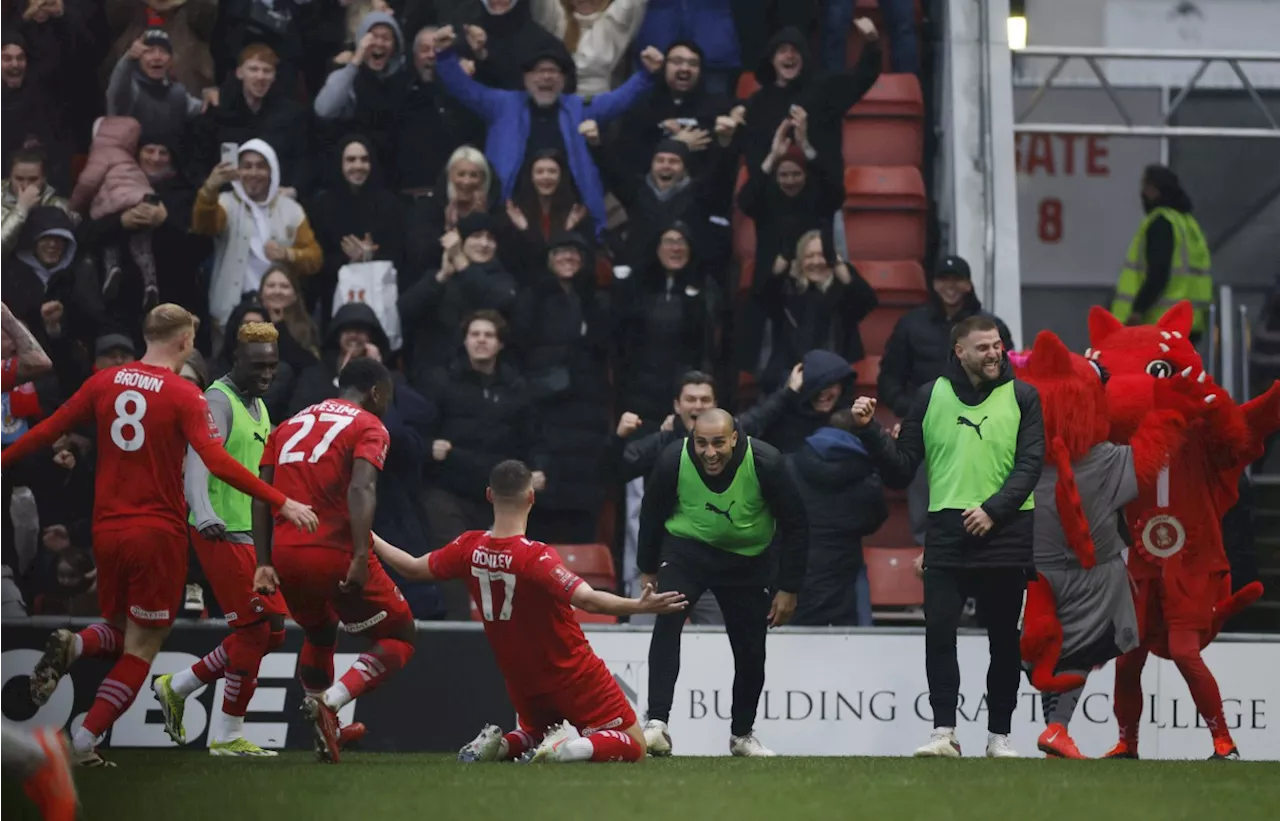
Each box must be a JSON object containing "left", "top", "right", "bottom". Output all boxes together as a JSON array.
[
  {"left": 220, "top": 142, "right": 238, "bottom": 166},
  {"left": 142, "top": 193, "right": 161, "bottom": 206}
]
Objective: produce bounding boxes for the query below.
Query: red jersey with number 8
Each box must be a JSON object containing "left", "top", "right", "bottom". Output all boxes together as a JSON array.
[
  {"left": 428, "top": 532, "right": 599, "bottom": 696},
  {"left": 4, "top": 363, "right": 221, "bottom": 535},
  {"left": 263, "top": 399, "right": 389, "bottom": 552}
]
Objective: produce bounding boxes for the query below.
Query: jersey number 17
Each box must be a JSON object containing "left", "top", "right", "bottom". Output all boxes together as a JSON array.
[{"left": 472, "top": 567, "right": 516, "bottom": 622}]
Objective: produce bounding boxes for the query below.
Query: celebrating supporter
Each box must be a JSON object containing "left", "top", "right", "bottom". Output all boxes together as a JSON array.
[
  {"left": 633, "top": 0, "right": 740, "bottom": 95},
  {"left": 104, "top": 30, "right": 202, "bottom": 149},
  {"left": 2, "top": 148, "right": 74, "bottom": 255},
  {"left": 452, "top": 0, "right": 564, "bottom": 92},
  {"left": 4, "top": 205, "right": 105, "bottom": 349},
  {"left": 530, "top": 0, "right": 649, "bottom": 98},
  {"left": 499, "top": 149, "right": 593, "bottom": 271},
  {"left": 289, "top": 302, "right": 389, "bottom": 416}
]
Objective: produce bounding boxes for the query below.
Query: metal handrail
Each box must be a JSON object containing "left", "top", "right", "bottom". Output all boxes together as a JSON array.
[
  {"left": 1014, "top": 46, "right": 1280, "bottom": 138},
  {"left": 1221, "top": 286, "right": 1237, "bottom": 399}
]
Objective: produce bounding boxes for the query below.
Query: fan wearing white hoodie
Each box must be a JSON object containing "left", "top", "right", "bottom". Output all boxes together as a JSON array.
[
  {"left": 192, "top": 139, "right": 322, "bottom": 344},
  {"left": 532, "top": 0, "right": 648, "bottom": 98}
]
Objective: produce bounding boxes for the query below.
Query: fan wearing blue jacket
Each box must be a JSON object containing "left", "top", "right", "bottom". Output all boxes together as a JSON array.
[{"left": 431, "top": 25, "right": 665, "bottom": 244}]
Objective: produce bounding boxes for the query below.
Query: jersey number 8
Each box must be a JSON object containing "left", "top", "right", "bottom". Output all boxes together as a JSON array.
[{"left": 110, "top": 390, "right": 147, "bottom": 451}]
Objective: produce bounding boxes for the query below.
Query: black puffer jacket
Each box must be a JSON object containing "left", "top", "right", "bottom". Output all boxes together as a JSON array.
[
  {"left": 756, "top": 349, "right": 856, "bottom": 455},
  {"left": 877, "top": 292, "right": 1014, "bottom": 418},
  {"left": 287, "top": 302, "right": 391, "bottom": 416},
  {"left": 858, "top": 357, "right": 1044, "bottom": 569},
  {"left": 511, "top": 258, "right": 612, "bottom": 513},
  {"left": 422, "top": 356, "right": 536, "bottom": 502},
  {"left": 787, "top": 426, "right": 888, "bottom": 626}
]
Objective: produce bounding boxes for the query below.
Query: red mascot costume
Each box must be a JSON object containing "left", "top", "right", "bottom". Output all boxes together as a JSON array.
[
  {"left": 1088, "top": 301, "right": 1279, "bottom": 760},
  {"left": 1014, "top": 331, "right": 1199, "bottom": 759}
]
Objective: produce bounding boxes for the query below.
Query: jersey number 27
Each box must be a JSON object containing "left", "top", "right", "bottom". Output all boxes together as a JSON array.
[
  {"left": 472, "top": 567, "right": 516, "bottom": 621},
  {"left": 279, "top": 412, "right": 354, "bottom": 464}
]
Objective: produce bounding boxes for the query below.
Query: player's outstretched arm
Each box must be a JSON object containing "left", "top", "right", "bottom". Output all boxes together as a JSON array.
[
  {"left": 571, "top": 583, "right": 687, "bottom": 617},
  {"left": 371, "top": 533, "right": 436, "bottom": 581},
  {"left": 0, "top": 378, "right": 94, "bottom": 467}
]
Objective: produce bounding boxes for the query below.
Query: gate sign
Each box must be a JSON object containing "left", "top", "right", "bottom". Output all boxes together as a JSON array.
[{"left": 1015, "top": 87, "right": 1164, "bottom": 287}]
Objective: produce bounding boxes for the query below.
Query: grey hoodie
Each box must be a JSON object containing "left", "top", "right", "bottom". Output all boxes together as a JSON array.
[
  {"left": 313, "top": 11, "right": 407, "bottom": 120},
  {"left": 106, "top": 54, "right": 202, "bottom": 145}
]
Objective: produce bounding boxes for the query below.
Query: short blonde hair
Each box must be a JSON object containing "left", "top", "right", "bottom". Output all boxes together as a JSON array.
[
  {"left": 143, "top": 304, "right": 199, "bottom": 343},
  {"left": 237, "top": 321, "right": 279, "bottom": 345},
  {"left": 445, "top": 145, "right": 492, "bottom": 201}
]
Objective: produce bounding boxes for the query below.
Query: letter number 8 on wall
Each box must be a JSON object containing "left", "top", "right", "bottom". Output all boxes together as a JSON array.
[
  {"left": 1038, "top": 197, "right": 1063, "bottom": 243},
  {"left": 110, "top": 390, "right": 148, "bottom": 451}
]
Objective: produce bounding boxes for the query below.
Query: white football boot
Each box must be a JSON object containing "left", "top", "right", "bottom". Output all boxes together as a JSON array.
[
  {"left": 457, "top": 724, "right": 505, "bottom": 763},
  {"left": 729, "top": 733, "right": 776, "bottom": 757},
  {"left": 914, "top": 728, "right": 962, "bottom": 757},
  {"left": 986, "top": 733, "right": 1020, "bottom": 758},
  {"left": 643, "top": 719, "right": 672, "bottom": 757}
]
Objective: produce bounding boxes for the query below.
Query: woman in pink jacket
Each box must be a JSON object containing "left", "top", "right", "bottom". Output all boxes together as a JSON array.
[{"left": 69, "top": 116, "right": 161, "bottom": 308}]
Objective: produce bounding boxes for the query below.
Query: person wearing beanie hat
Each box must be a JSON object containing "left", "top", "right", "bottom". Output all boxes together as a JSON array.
[
  {"left": 453, "top": 0, "right": 566, "bottom": 93},
  {"left": 432, "top": 24, "right": 665, "bottom": 245},
  {"left": 398, "top": 196, "right": 518, "bottom": 381},
  {"left": 106, "top": 30, "right": 202, "bottom": 151}
]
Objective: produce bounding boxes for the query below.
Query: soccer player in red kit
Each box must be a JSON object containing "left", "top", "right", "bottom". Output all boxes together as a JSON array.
[
  {"left": 6, "top": 305, "right": 318, "bottom": 766},
  {"left": 252, "top": 357, "right": 414, "bottom": 764},
  {"left": 373, "top": 459, "right": 688, "bottom": 764}
]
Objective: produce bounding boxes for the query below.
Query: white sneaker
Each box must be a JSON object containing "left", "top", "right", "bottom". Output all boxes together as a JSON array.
[
  {"left": 986, "top": 733, "right": 1019, "bottom": 758},
  {"left": 457, "top": 724, "right": 504, "bottom": 763},
  {"left": 184, "top": 584, "right": 204, "bottom": 612},
  {"left": 914, "top": 729, "right": 962, "bottom": 757},
  {"left": 643, "top": 719, "right": 672, "bottom": 757},
  {"left": 729, "top": 733, "right": 775, "bottom": 757},
  {"left": 531, "top": 721, "right": 580, "bottom": 764}
]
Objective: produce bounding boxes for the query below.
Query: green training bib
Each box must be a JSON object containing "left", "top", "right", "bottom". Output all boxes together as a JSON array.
[
  {"left": 665, "top": 439, "right": 776, "bottom": 555},
  {"left": 921, "top": 378, "right": 1033, "bottom": 513},
  {"left": 189, "top": 381, "right": 271, "bottom": 532}
]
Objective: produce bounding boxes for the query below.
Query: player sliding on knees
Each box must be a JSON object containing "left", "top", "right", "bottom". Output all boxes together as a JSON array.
[
  {"left": 252, "top": 357, "right": 413, "bottom": 763},
  {"left": 373, "top": 459, "right": 688, "bottom": 764},
  {"left": 11, "top": 305, "right": 318, "bottom": 767}
]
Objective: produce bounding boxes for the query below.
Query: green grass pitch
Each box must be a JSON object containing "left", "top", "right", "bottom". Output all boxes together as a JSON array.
[{"left": 5, "top": 752, "right": 1279, "bottom": 821}]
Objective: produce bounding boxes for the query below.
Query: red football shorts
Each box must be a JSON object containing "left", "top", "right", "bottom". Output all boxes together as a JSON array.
[
  {"left": 272, "top": 545, "right": 412, "bottom": 638},
  {"left": 189, "top": 526, "right": 286, "bottom": 626},
  {"left": 94, "top": 526, "right": 187, "bottom": 628},
  {"left": 512, "top": 657, "right": 637, "bottom": 736},
  {"left": 1133, "top": 570, "right": 1229, "bottom": 635}
]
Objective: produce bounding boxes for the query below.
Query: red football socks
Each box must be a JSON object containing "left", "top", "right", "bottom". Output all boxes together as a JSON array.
[
  {"left": 298, "top": 640, "right": 336, "bottom": 696},
  {"left": 222, "top": 622, "right": 273, "bottom": 717},
  {"left": 587, "top": 729, "right": 643, "bottom": 762},
  {"left": 322, "top": 638, "right": 414, "bottom": 710},
  {"left": 75, "top": 624, "right": 123, "bottom": 660},
  {"left": 191, "top": 643, "right": 229, "bottom": 685},
  {"left": 1168, "top": 629, "right": 1232, "bottom": 743},
  {"left": 80, "top": 653, "right": 150, "bottom": 741},
  {"left": 1113, "top": 646, "right": 1148, "bottom": 748},
  {"left": 502, "top": 729, "right": 539, "bottom": 759}
]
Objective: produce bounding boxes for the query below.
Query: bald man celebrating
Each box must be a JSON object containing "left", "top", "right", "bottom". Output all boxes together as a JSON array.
[{"left": 637, "top": 408, "right": 809, "bottom": 757}]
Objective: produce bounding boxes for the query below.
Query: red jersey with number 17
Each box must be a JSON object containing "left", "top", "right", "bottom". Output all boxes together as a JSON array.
[
  {"left": 428, "top": 531, "right": 602, "bottom": 697},
  {"left": 0, "top": 363, "right": 224, "bottom": 535},
  {"left": 263, "top": 399, "right": 389, "bottom": 552}
]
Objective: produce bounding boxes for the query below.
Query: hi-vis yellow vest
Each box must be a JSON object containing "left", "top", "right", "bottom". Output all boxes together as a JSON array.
[{"left": 1111, "top": 206, "right": 1212, "bottom": 333}]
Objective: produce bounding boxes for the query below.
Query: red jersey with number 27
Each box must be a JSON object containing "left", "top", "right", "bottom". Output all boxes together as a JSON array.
[
  {"left": 429, "top": 532, "right": 600, "bottom": 697},
  {"left": 0, "top": 364, "right": 223, "bottom": 535},
  {"left": 263, "top": 399, "right": 389, "bottom": 552}
]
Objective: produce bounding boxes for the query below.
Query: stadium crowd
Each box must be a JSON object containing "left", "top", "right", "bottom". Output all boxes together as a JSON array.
[{"left": 0, "top": 0, "right": 1103, "bottom": 627}]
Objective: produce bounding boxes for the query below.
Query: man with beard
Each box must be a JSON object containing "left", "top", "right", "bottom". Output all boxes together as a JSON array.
[
  {"left": 1111, "top": 165, "right": 1212, "bottom": 342},
  {"left": 433, "top": 24, "right": 663, "bottom": 245},
  {"left": 851, "top": 316, "right": 1044, "bottom": 759},
  {"left": 637, "top": 408, "right": 808, "bottom": 758},
  {"left": 105, "top": 29, "right": 202, "bottom": 150}
]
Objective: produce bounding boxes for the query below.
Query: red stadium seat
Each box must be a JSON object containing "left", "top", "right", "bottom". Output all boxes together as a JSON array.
[
  {"left": 858, "top": 307, "right": 908, "bottom": 358},
  {"left": 842, "top": 167, "right": 927, "bottom": 260},
  {"left": 554, "top": 544, "right": 616, "bottom": 592},
  {"left": 844, "top": 74, "right": 924, "bottom": 166},
  {"left": 854, "top": 356, "right": 880, "bottom": 388},
  {"left": 866, "top": 498, "right": 918, "bottom": 547},
  {"left": 736, "top": 71, "right": 761, "bottom": 100},
  {"left": 737, "top": 370, "right": 760, "bottom": 410},
  {"left": 864, "top": 546, "right": 924, "bottom": 608},
  {"left": 733, "top": 211, "right": 756, "bottom": 267},
  {"left": 738, "top": 258, "right": 756, "bottom": 294},
  {"left": 856, "top": 260, "right": 927, "bottom": 306}
]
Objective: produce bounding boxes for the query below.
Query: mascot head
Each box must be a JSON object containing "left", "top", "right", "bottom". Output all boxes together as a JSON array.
[
  {"left": 1016, "top": 330, "right": 1110, "bottom": 461},
  {"left": 1087, "top": 301, "right": 1205, "bottom": 441}
]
